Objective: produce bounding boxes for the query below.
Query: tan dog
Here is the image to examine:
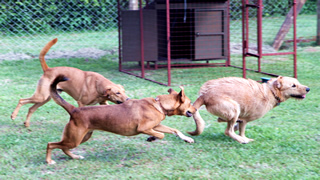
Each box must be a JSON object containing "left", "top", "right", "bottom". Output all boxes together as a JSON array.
[
  {"left": 46, "top": 75, "right": 197, "bottom": 164},
  {"left": 188, "top": 76, "right": 310, "bottom": 144},
  {"left": 11, "top": 38, "right": 129, "bottom": 127}
]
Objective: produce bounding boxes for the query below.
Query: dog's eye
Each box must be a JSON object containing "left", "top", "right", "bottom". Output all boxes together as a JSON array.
[
  {"left": 116, "top": 92, "right": 121, "bottom": 95},
  {"left": 292, "top": 84, "right": 296, "bottom": 88}
]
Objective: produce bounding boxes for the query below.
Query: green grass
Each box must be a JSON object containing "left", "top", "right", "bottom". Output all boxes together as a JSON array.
[
  {"left": 230, "top": 14, "right": 316, "bottom": 47},
  {"left": 1, "top": 48, "right": 320, "bottom": 179}
]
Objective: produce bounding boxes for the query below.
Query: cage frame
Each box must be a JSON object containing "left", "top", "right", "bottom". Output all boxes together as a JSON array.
[{"left": 117, "top": 0, "right": 297, "bottom": 86}]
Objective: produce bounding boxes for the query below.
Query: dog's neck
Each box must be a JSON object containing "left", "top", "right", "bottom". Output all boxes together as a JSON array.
[
  {"left": 269, "top": 87, "right": 281, "bottom": 106},
  {"left": 154, "top": 97, "right": 168, "bottom": 115}
]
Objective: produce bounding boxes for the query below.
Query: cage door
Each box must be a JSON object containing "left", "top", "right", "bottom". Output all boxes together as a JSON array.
[{"left": 194, "top": 9, "right": 226, "bottom": 60}]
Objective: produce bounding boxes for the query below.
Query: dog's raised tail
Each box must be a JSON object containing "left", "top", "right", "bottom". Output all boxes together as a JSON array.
[
  {"left": 187, "top": 96, "right": 205, "bottom": 136},
  {"left": 39, "top": 38, "right": 58, "bottom": 72},
  {"left": 50, "top": 75, "right": 75, "bottom": 115}
]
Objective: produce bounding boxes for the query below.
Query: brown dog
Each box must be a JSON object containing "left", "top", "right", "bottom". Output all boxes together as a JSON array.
[
  {"left": 11, "top": 38, "right": 129, "bottom": 127},
  {"left": 188, "top": 76, "right": 310, "bottom": 144},
  {"left": 46, "top": 75, "right": 197, "bottom": 164}
]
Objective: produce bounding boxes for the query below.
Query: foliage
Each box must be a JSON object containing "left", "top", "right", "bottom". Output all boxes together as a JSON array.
[
  {"left": 0, "top": 0, "right": 118, "bottom": 34},
  {"left": 0, "top": 0, "right": 316, "bottom": 34},
  {"left": 300, "top": 0, "right": 317, "bottom": 14}
]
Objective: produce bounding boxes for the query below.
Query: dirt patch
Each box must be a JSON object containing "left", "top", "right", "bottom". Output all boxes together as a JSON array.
[
  {"left": 0, "top": 79, "right": 12, "bottom": 86},
  {"left": 0, "top": 43, "right": 278, "bottom": 61},
  {"left": 230, "top": 43, "right": 277, "bottom": 54},
  {"left": 304, "top": 47, "right": 320, "bottom": 52},
  {"left": 0, "top": 48, "right": 118, "bottom": 61}
]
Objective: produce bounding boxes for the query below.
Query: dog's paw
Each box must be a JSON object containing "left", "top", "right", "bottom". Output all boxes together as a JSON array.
[
  {"left": 244, "top": 137, "right": 254, "bottom": 143},
  {"left": 47, "top": 160, "right": 56, "bottom": 165},
  {"left": 147, "top": 136, "right": 157, "bottom": 142},
  {"left": 73, "top": 155, "right": 84, "bottom": 160},
  {"left": 24, "top": 122, "right": 30, "bottom": 127},
  {"left": 183, "top": 136, "right": 194, "bottom": 143},
  {"left": 240, "top": 138, "right": 254, "bottom": 144}
]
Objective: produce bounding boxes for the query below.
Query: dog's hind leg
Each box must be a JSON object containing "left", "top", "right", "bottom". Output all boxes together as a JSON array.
[
  {"left": 11, "top": 96, "right": 50, "bottom": 126},
  {"left": 153, "top": 124, "right": 194, "bottom": 143},
  {"left": 209, "top": 98, "right": 248, "bottom": 144},
  {"left": 234, "top": 123, "right": 239, "bottom": 131},
  {"left": 238, "top": 121, "right": 254, "bottom": 142},
  {"left": 23, "top": 97, "right": 51, "bottom": 127},
  {"left": 225, "top": 118, "right": 249, "bottom": 144},
  {"left": 11, "top": 98, "right": 35, "bottom": 120},
  {"left": 46, "top": 122, "right": 88, "bottom": 164},
  {"left": 233, "top": 119, "right": 243, "bottom": 132},
  {"left": 80, "top": 130, "right": 94, "bottom": 144}
]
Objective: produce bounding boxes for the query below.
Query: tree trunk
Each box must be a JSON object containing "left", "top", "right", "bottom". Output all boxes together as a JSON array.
[{"left": 272, "top": 0, "right": 306, "bottom": 51}]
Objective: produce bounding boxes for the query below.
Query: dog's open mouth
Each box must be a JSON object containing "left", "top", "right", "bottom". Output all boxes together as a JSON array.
[
  {"left": 186, "top": 111, "right": 193, "bottom": 117},
  {"left": 290, "top": 94, "right": 306, "bottom": 99},
  {"left": 117, "top": 101, "right": 123, "bottom": 104}
]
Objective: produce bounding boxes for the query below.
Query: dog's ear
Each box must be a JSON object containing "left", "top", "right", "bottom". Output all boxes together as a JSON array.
[
  {"left": 168, "top": 88, "right": 178, "bottom": 94},
  {"left": 103, "top": 88, "right": 112, "bottom": 97},
  {"left": 117, "top": 84, "right": 125, "bottom": 91},
  {"left": 273, "top": 76, "right": 283, "bottom": 89},
  {"left": 178, "top": 86, "right": 186, "bottom": 103}
]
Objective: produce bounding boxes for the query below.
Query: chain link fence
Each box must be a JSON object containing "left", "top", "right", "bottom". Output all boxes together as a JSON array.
[
  {"left": 0, "top": 0, "right": 120, "bottom": 60},
  {"left": 0, "top": 0, "right": 317, "bottom": 61}
]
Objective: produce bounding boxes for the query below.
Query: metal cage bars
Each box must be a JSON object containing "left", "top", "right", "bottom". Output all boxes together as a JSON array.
[
  {"left": 117, "top": 0, "right": 231, "bottom": 86},
  {"left": 237, "top": 0, "right": 297, "bottom": 78},
  {"left": 118, "top": 0, "right": 297, "bottom": 86}
]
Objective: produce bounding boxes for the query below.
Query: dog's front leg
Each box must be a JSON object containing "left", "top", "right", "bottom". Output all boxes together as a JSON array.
[
  {"left": 152, "top": 124, "right": 194, "bottom": 143},
  {"left": 141, "top": 129, "right": 165, "bottom": 142}
]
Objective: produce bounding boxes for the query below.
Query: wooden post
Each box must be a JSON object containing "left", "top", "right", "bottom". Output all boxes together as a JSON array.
[
  {"left": 317, "top": 0, "right": 320, "bottom": 45},
  {"left": 272, "top": 0, "right": 306, "bottom": 51}
]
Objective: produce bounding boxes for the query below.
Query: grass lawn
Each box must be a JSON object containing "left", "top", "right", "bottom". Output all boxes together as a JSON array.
[{"left": 0, "top": 45, "right": 319, "bottom": 179}]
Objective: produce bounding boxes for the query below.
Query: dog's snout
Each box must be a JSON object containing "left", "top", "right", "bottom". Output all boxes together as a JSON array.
[
  {"left": 186, "top": 110, "right": 193, "bottom": 117},
  {"left": 306, "top": 87, "right": 310, "bottom": 92}
]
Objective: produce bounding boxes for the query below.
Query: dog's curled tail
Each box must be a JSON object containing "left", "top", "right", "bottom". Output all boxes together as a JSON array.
[
  {"left": 39, "top": 38, "right": 58, "bottom": 72},
  {"left": 50, "top": 75, "right": 75, "bottom": 116},
  {"left": 187, "top": 96, "right": 205, "bottom": 136}
]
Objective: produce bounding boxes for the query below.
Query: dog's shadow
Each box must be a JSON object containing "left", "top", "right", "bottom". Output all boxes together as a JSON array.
[
  {"left": 192, "top": 132, "right": 234, "bottom": 143},
  {"left": 37, "top": 137, "right": 161, "bottom": 164}
]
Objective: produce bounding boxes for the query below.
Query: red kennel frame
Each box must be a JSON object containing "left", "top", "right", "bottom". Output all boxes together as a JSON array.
[
  {"left": 237, "top": 0, "right": 298, "bottom": 79},
  {"left": 117, "top": 0, "right": 297, "bottom": 86}
]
